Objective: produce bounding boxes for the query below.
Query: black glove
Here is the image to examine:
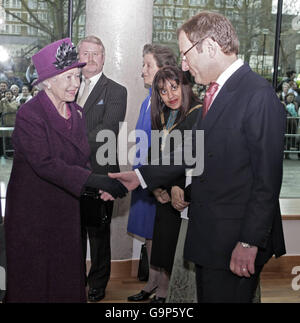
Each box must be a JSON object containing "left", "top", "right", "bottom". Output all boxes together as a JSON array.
[{"left": 84, "top": 173, "right": 128, "bottom": 199}]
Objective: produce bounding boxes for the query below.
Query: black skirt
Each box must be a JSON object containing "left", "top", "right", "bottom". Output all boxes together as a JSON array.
[{"left": 150, "top": 202, "right": 182, "bottom": 274}]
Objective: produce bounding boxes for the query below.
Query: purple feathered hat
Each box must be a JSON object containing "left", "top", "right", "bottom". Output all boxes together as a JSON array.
[{"left": 32, "top": 38, "right": 85, "bottom": 86}]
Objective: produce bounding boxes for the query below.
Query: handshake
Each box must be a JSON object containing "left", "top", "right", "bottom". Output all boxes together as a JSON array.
[
  {"left": 95, "top": 171, "right": 141, "bottom": 201},
  {"left": 97, "top": 172, "right": 190, "bottom": 214}
]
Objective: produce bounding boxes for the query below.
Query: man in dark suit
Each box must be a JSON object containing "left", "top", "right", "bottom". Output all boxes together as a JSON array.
[
  {"left": 77, "top": 35, "right": 127, "bottom": 302},
  {"left": 107, "top": 12, "right": 286, "bottom": 303}
]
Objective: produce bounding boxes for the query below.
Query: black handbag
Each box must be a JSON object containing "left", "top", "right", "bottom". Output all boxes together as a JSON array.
[
  {"left": 80, "top": 189, "right": 113, "bottom": 226},
  {"left": 137, "top": 243, "right": 149, "bottom": 281}
]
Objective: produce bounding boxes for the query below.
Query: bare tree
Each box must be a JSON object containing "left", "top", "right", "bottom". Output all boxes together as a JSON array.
[
  {"left": 4, "top": 0, "right": 85, "bottom": 42},
  {"left": 278, "top": 2, "right": 300, "bottom": 74}
]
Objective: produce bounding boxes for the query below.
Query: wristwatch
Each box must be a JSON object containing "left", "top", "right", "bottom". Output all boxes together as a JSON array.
[{"left": 239, "top": 242, "right": 252, "bottom": 248}]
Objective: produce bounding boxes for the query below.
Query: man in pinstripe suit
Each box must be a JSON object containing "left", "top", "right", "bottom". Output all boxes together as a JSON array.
[{"left": 77, "top": 35, "right": 127, "bottom": 302}]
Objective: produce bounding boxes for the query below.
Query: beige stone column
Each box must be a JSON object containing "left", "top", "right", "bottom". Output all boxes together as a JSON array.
[{"left": 85, "top": 0, "right": 153, "bottom": 260}]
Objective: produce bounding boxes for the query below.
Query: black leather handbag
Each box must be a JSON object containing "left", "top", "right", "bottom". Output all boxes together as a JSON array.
[
  {"left": 137, "top": 243, "right": 149, "bottom": 281},
  {"left": 80, "top": 188, "right": 113, "bottom": 226}
]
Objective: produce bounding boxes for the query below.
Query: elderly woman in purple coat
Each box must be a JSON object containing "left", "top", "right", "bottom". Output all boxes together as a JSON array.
[{"left": 4, "top": 38, "right": 127, "bottom": 303}]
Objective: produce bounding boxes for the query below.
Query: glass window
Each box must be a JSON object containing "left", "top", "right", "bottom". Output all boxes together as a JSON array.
[
  {"left": 164, "top": 8, "right": 174, "bottom": 17},
  {"left": 275, "top": 0, "right": 300, "bottom": 197},
  {"left": 28, "top": 0, "right": 37, "bottom": 10},
  {"left": 175, "top": 8, "right": 184, "bottom": 18},
  {"left": 154, "top": 7, "right": 164, "bottom": 17},
  {"left": 176, "top": 0, "right": 184, "bottom": 5},
  {"left": 152, "top": 0, "right": 300, "bottom": 198}
]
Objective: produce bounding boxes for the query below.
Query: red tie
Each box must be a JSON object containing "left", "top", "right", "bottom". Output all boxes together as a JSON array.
[{"left": 202, "top": 82, "right": 219, "bottom": 118}]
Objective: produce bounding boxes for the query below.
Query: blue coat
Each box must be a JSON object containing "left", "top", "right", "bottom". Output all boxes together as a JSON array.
[
  {"left": 4, "top": 90, "right": 91, "bottom": 302},
  {"left": 127, "top": 89, "right": 156, "bottom": 239}
]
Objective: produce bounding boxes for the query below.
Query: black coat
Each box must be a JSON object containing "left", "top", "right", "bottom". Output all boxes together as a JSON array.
[
  {"left": 140, "top": 63, "right": 286, "bottom": 270},
  {"left": 151, "top": 104, "right": 202, "bottom": 274}
]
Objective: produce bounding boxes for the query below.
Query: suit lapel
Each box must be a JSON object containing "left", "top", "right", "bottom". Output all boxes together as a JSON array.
[
  {"left": 83, "top": 73, "right": 108, "bottom": 115},
  {"left": 199, "top": 63, "right": 251, "bottom": 135}
]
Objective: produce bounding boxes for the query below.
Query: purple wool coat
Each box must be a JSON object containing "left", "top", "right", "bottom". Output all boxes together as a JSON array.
[{"left": 4, "top": 90, "right": 91, "bottom": 303}]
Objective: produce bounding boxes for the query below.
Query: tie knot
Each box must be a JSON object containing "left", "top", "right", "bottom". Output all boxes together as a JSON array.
[
  {"left": 202, "top": 82, "right": 219, "bottom": 119},
  {"left": 206, "top": 82, "right": 219, "bottom": 96},
  {"left": 84, "top": 78, "right": 91, "bottom": 86}
]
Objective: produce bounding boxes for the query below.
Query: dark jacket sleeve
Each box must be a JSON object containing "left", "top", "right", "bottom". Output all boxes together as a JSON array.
[{"left": 239, "top": 86, "right": 286, "bottom": 249}]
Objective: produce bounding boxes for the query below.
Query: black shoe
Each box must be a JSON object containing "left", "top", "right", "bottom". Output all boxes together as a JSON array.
[
  {"left": 128, "top": 288, "right": 156, "bottom": 302},
  {"left": 88, "top": 288, "right": 105, "bottom": 302},
  {"left": 150, "top": 296, "right": 166, "bottom": 303}
]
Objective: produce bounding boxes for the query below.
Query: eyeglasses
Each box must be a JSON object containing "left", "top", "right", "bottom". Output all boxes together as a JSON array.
[{"left": 180, "top": 41, "right": 199, "bottom": 63}]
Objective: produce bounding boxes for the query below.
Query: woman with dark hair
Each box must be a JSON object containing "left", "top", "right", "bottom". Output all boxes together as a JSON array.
[
  {"left": 151, "top": 66, "right": 199, "bottom": 130},
  {"left": 148, "top": 65, "right": 202, "bottom": 303},
  {"left": 127, "top": 45, "right": 178, "bottom": 302}
]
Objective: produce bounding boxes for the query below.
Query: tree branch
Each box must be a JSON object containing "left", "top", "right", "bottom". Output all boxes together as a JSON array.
[
  {"left": 19, "top": 0, "right": 53, "bottom": 35},
  {"left": 4, "top": 8, "right": 49, "bottom": 34},
  {"left": 72, "top": 0, "right": 85, "bottom": 23}
]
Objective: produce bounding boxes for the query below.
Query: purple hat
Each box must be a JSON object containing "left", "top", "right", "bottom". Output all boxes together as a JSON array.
[{"left": 32, "top": 38, "right": 85, "bottom": 86}]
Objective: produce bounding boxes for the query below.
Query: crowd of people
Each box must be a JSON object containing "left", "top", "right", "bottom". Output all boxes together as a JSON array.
[
  {"left": 0, "top": 10, "right": 288, "bottom": 304},
  {"left": 276, "top": 71, "right": 300, "bottom": 159},
  {"left": 0, "top": 78, "right": 40, "bottom": 156},
  {"left": 0, "top": 80, "right": 39, "bottom": 126}
]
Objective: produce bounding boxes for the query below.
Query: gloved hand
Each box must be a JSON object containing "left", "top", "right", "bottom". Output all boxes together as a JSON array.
[{"left": 84, "top": 173, "right": 128, "bottom": 199}]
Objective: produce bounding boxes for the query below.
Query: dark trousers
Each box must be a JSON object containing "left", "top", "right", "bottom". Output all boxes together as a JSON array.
[
  {"left": 81, "top": 197, "right": 113, "bottom": 290},
  {"left": 195, "top": 265, "right": 263, "bottom": 303}
]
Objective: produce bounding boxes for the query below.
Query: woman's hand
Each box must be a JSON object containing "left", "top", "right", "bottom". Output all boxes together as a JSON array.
[
  {"left": 99, "top": 190, "right": 115, "bottom": 201},
  {"left": 85, "top": 174, "right": 128, "bottom": 200},
  {"left": 171, "top": 186, "right": 189, "bottom": 212},
  {"left": 153, "top": 188, "right": 171, "bottom": 204}
]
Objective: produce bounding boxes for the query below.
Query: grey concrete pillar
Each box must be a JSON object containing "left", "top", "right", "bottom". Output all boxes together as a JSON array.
[{"left": 85, "top": 0, "right": 153, "bottom": 260}]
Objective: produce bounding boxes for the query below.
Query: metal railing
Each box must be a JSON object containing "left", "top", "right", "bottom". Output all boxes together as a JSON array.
[
  {"left": 284, "top": 116, "right": 300, "bottom": 155},
  {"left": 0, "top": 112, "right": 16, "bottom": 158}
]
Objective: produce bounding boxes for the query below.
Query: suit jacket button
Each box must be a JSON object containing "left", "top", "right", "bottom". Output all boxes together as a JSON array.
[{"left": 208, "top": 152, "right": 213, "bottom": 157}]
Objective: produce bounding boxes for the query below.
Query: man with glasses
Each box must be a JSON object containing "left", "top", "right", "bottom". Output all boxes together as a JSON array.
[
  {"left": 77, "top": 35, "right": 127, "bottom": 302},
  {"left": 108, "top": 11, "right": 286, "bottom": 303}
]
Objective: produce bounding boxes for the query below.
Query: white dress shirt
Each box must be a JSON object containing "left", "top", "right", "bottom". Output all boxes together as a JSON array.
[
  {"left": 209, "top": 58, "right": 244, "bottom": 108},
  {"left": 78, "top": 72, "right": 103, "bottom": 100}
]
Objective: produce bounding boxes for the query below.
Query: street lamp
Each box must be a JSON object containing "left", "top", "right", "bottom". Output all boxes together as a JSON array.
[{"left": 262, "top": 28, "right": 269, "bottom": 76}]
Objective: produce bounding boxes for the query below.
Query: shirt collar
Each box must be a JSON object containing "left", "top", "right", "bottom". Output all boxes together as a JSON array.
[
  {"left": 216, "top": 58, "right": 244, "bottom": 87},
  {"left": 83, "top": 71, "right": 102, "bottom": 86}
]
